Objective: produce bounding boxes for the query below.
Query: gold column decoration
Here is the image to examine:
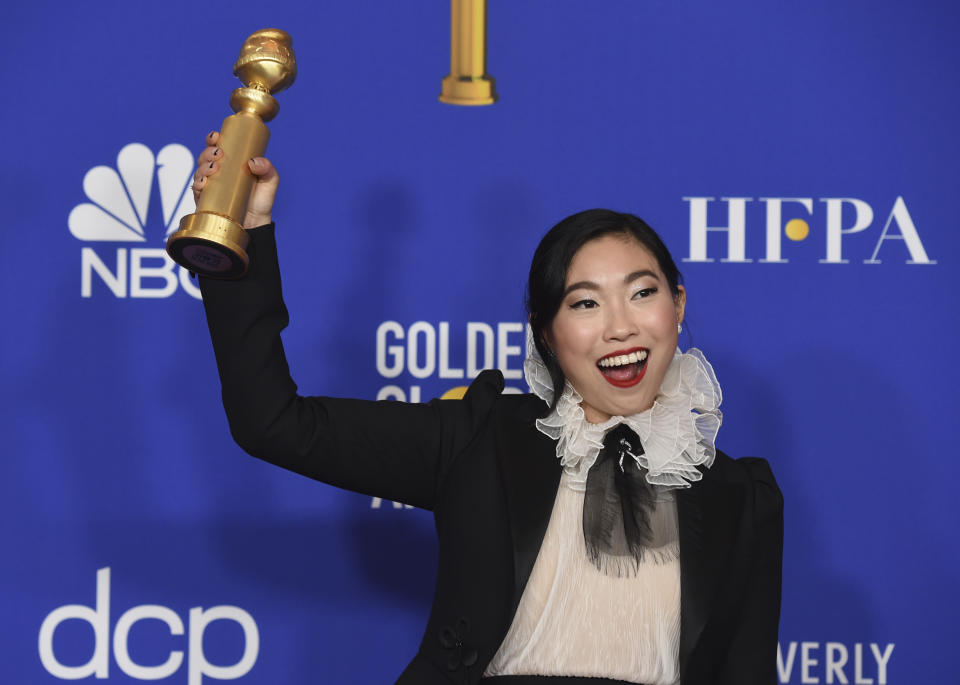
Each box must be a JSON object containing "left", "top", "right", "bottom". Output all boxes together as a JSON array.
[
  {"left": 439, "top": 0, "right": 497, "bottom": 105},
  {"left": 167, "top": 29, "right": 296, "bottom": 279}
]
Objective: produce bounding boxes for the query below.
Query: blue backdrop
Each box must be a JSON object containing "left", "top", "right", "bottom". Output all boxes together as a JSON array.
[{"left": 3, "top": 1, "right": 958, "bottom": 683}]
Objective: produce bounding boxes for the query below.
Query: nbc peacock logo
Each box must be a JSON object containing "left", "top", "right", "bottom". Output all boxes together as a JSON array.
[{"left": 69, "top": 142, "right": 202, "bottom": 299}]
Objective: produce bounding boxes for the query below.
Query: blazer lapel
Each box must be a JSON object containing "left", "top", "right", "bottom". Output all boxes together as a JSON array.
[
  {"left": 676, "top": 469, "right": 744, "bottom": 680},
  {"left": 494, "top": 406, "right": 562, "bottom": 612}
]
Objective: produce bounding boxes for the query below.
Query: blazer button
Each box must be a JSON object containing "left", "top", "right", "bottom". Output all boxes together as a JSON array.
[{"left": 438, "top": 617, "right": 476, "bottom": 671}]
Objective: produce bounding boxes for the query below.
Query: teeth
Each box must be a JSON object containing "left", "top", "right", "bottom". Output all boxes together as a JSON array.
[{"left": 599, "top": 350, "right": 648, "bottom": 368}]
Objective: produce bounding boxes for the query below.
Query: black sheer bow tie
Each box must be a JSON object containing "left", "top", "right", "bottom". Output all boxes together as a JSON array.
[{"left": 582, "top": 424, "right": 658, "bottom": 576}]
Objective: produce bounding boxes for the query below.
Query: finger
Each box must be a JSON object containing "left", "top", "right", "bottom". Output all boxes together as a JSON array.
[
  {"left": 191, "top": 161, "right": 220, "bottom": 202},
  {"left": 196, "top": 131, "right": 221, "bottom": 164},
  {"left": 191, "top": 173, "right": 207, "bottom": 202},
  {"left": 198, "top": 160, "right": 220, "bottom": 177},
  {"left": 197, "top": 146, "right": 223, "bottom": 165},
  {"left": 248, "top": 156, "right": 277, "bottom": 180}
]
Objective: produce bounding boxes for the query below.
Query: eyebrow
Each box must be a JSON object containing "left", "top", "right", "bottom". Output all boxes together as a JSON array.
[{"left": 563, "top": 270, "right": 660, "bottom": 297}]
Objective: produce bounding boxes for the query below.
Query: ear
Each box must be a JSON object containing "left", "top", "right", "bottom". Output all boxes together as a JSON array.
[
  {"left": 529, "top": 313, "right": 555, "bottom": 357},
  {"left": 674, "top": 285, "right": 686, "bottom": 325},
  {"left": 541, "top": 331, "right": 554, "bottom": 357}
]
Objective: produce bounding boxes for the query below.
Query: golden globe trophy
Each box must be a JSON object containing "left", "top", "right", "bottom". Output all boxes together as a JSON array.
[
  {"left": 167, "top": 29, "right": 296, "bottom": 279},
  {"left": 439, "top": 0, "right": 497, "bottom": 105}
]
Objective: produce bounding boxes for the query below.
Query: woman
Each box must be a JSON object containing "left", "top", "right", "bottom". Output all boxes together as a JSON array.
[{"left": 194, "top": 134, "right": 783, "bottom": 685}]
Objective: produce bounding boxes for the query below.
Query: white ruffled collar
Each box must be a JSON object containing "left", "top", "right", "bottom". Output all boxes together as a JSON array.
[{"left": 523, "top": 331, "right": 723, "bottom": 491}]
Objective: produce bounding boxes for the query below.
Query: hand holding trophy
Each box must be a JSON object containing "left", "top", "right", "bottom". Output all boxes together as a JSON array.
[{"left": 167, "top": 29, "right": 296, "bottom": 279}]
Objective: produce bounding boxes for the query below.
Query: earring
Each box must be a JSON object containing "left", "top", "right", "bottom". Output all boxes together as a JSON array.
[{"left": 677, "top": 323, "right": 682, "bottom": 335}]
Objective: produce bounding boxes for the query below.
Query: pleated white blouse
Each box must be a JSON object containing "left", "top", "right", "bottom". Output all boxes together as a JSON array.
[{"left": 482, "top": 341, "right": 724, "bottom": 683}]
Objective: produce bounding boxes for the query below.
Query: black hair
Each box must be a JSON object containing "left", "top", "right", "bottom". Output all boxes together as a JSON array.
[{"left": 525, "top": 209, "right": 683, "bottom": 413}]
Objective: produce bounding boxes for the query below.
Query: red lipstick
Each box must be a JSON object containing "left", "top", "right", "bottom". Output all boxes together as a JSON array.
[{"left": 597, "top": 347, "right": 648, "bottom": 388}]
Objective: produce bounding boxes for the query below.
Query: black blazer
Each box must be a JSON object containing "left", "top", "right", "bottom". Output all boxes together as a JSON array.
[{"left": 200, "top": 226, "right": 783, "bottom": 685}]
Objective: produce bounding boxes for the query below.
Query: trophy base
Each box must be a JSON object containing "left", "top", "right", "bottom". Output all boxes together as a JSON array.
[
  {"left": 166, "top": 212, "right": 250, "bottom": 279},
  {"left": 439, "top": 75, "right": 497, "bottom": 105}
]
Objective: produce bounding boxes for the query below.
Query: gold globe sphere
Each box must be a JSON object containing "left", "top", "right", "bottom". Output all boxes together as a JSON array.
[{"left": 233, "top": 29, "right": 297, "bottom": 94}]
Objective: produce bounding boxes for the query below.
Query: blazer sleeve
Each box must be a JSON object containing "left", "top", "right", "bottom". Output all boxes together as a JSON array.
[
  {"left": 717, "top": 457, "right": 784, "bottom": 685},
  {"left": 198, "top": 225, "right": 504, "bottom": 511}
]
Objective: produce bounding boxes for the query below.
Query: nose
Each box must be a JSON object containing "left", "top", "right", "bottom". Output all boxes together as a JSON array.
[{"left": 603, "top": 302, "right": 638, "bottom": 342}]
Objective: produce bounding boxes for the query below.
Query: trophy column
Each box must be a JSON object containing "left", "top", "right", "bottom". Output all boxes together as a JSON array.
[
  {"left": 439, "top": 0, "right": 497, "bottom": 105},
  {"left": 167, "top": 29, "right": 296, "bottom": 279}
]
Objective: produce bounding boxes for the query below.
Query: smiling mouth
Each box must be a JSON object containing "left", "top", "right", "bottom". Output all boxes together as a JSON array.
[{"left": 597, "top": 348, "right": 648, "bottom": 388}]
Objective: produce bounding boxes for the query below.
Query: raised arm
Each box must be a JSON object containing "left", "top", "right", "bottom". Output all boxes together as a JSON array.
[{"left": 193, "top": 134, "right": 498, "bottom": 510}]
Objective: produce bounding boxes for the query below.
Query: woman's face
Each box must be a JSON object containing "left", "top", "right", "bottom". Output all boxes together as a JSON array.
[{"left": 547, "top": 234, "right": 685, "bottom": 423}]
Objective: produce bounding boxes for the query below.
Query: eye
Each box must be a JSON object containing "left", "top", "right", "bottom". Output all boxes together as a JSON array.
[
  {"left": 570, "top": 298, "right": 598, "bottom": 310},
  {"left": 632, "top": 287, "right": 658, "bottom": 299}
]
